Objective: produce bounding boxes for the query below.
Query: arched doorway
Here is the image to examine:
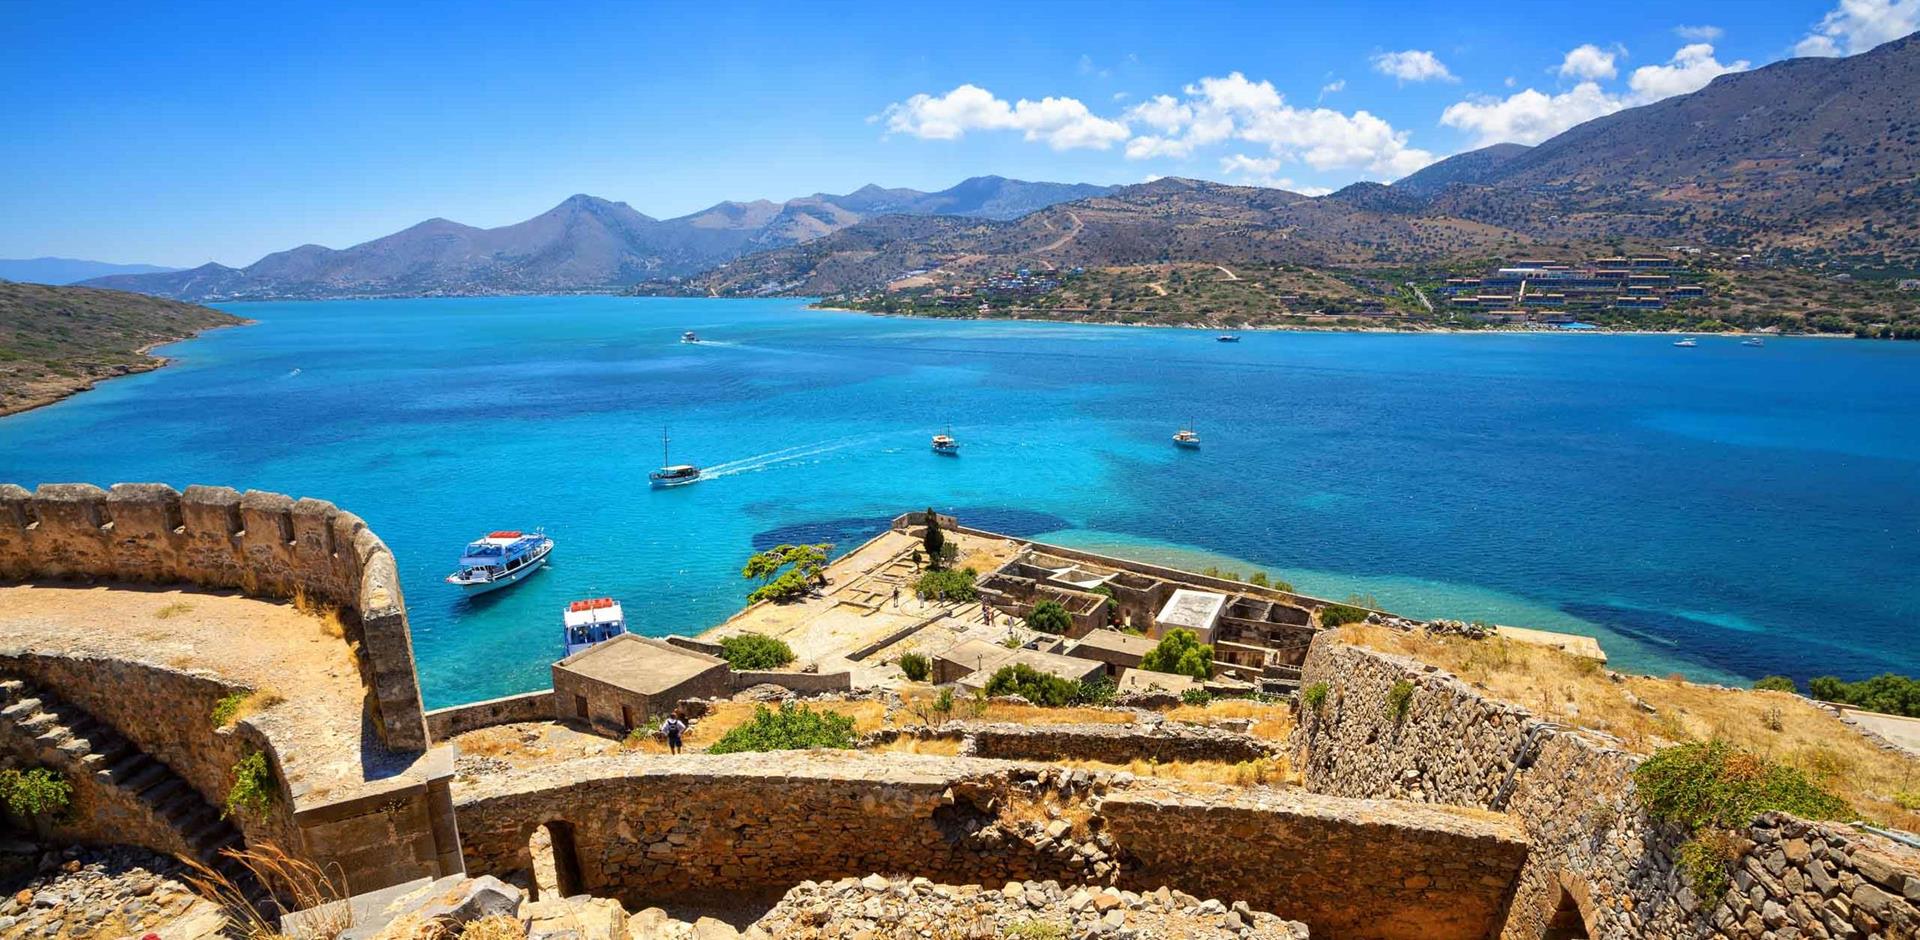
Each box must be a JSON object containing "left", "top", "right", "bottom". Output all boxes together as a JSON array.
[
  {"left": 1543, "top": 885, "right": 1592, "bottom": 939},
  {"left": 528, "top": 820, "right": 584, "bottom": 900}
]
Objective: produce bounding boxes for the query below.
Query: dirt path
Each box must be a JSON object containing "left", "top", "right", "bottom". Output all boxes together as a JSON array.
[
  {"left": 1037, "top": 211, "right": 1084, "bottom": 254},
  {"left": 1146, "top": 282, "right": 1169, "bottom": 296},
  {"left": 1214, "top": 264, "right": 1241, "bottom": 281}
]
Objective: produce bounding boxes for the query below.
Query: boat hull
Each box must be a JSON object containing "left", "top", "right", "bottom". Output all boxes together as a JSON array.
[
  {"left": 447, "top": 540, "right": 552, "bottom": 592},
  {"left": 650, "top": 473, "right": 702, "bottom": 488}
]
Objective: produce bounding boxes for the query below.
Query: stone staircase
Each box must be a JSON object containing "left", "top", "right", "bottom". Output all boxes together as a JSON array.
[{"left": 0, "top": 676, "right": 263, "bottom": 900}]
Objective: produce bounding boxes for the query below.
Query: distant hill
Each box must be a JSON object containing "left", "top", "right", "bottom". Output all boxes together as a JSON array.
[
  {"left": 0, "top": 258, "right": 179, "bottom": 285},
  {"left": 82, "top": 177, "right": 1114, "bottom": 302},
  {"left": 0, "top": 281, "right": 245, "bottom": 415},
  {"left": 1398, "top": 33, "right": 1920, "bottom": 269}
]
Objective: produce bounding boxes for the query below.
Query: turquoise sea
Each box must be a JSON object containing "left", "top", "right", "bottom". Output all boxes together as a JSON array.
[{"left": 2, "top": 297, "right": 1916, "bottom": 708}]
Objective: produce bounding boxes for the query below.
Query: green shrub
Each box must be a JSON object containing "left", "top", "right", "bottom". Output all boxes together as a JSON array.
[
  {"left": 707, "top": 702, "right": 858, "bottom": 754},
  {"left": 1078, "top": 677, "right": 1117, "bottom": 706},
  {"left": 1676, "top": 831, "right": 1739, "bottom": 901},
  {"left": 1181, "top": 687, "right": 1213, "bottom": 706},
  {"left": 1807, "top": 673, "right": 1920, "bottom": 717},
  {"left": 718, "top": 633, "right": 796, "bottom": 670},
  {"left": 983, "top": 664, "right": 1080, "bottom": 707},
  {"left": 922, "top": 508, "right": 946, "bottom": 569},
  {"left": 1753, "top": 676, "right": 1797, "bottom": 693},
  {"left": 1319, "top": 603, "right": 1369, "bottom": 628},
  {"left": 1140, "top": 629, "right": 1213, "bottom": 680},
  {"left": 0, "top": 768, "right": 71, "bottom": 817},
  {"left": 1302, "top": 681, "right": 1330, "bottom": 713},
  {"left": 898, "top": 652, "right": 931, "bottom": 682},
  {"left": 916, "top": 567, "right": 978, "bottom": 602},
  {"left": 223, "top": 750, "right": 275, "bottom": 819},
  {"left": 1025, "top": 600, "right": 1072, "bottom": 635},
  {"left": 210, "top": 691, "right": 248, "bottom": 728},
  {"left": 741, "top": 543, "right": 833, "bottom": 604},
  {"left": 1387, "top": 680, "right": 1414, "bottom": 722},
  {"left": 1633, "top": 740, "right": 1852, "bottom": 832}
]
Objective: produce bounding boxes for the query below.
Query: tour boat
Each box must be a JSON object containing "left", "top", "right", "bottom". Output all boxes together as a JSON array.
[
  {"left": 1173, "top": 427, "right": 1201, "bottom": 448},
  {"left": 445, "top": 529, "right": 553, "bottom": 593},
  {"left": 649, "top": 427, "right": 702, "bottom": 487},
  {"left": 932, "top": 428, "right": 960, "bottom": 455},
  {"left": 1216, "top": 334, "right": 1241, "bottom": 343},
  {"left": 562, "top": 597, "right": 628, "bottom": 658},
  {"left": 1673, "top": 337, "right": 1698, "bottom": 347},
  {"left": 681, "top": 331, "right": 700, "bottom": 344},
  {"left": 1741, "top": 336, "right": 1766, "bottom": 347}
]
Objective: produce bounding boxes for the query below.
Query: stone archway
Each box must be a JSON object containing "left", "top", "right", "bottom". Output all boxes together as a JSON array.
[
  {"left": 528, "top": 820, "right": 585, "bottom": 900},
  {"left": 1543, "top": 882, "right": 1594, "bottom": 939}
]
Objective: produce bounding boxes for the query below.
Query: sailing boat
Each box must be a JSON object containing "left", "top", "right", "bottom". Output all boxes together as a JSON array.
[
  {"left": 931, "top": 425, "right": 960, "bottom": 455},
  {"left": 1173, "top": 418, "right": 1201, "bottom": 448},
  {"left": 648, "top": 427, "right": 702, "bottom": 487}
]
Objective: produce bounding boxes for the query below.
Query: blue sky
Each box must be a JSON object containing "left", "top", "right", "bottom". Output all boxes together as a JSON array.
[{"left": 2, "top": 0, "right": 1912, "bottom": 267}]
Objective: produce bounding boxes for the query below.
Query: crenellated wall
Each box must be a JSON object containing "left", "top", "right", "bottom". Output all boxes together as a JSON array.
[
  {"left": 0, "top": 482, "right": 427, "bottom": 751},
  {"left": 1293, "top": 635, "right": 1920, "bottom": 939}
]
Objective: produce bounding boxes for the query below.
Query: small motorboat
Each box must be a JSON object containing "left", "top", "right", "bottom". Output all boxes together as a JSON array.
[
  {"left": 650, "top": 427, "right": 702, "bottom": 487},
  {"left": 1741, "top": 336, "right": 1766, "bottom": 347},
  {"left": 1673, "top": 337, "right": 1698, "bottom": 347},
  {"left": 932, "top": 428, "right": 960, "bottom": 455},
  {"left": 1216, "top": 334, "right": 1241, "bottom": 343},
  {"left": 681, "top": 331, "right": 700, "bottom": 344},
  {"left": 562, "top": 597, "right": 628, "bottom": 657},
  {"left": 445, "top": 529, "right": 553, "bottom": 593},
  {"left": 1173, "top": 427, "right": 1201, "bottom": 448}
]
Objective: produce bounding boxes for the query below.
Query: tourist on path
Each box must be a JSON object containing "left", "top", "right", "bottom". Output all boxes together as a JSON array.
[{"left": 662, "top": 711, "right": 688, "bottom": 755}]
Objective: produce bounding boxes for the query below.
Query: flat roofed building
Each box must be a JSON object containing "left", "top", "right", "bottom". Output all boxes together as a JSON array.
[
  {"left": 1066, "top": 629, "right": 1160, "bottom": 675},
  {"left": 934, "top": 637, "right": 1108, "bottom": 690},
  {"left": 551, "top": 633, "right": 730, "bottom": 734},
  {"left": 1115, "top": 668, "right": 1200, "bottom": 697},
  {"left": 1156, "top": 589, "right": 1228, "bottom": 644}
]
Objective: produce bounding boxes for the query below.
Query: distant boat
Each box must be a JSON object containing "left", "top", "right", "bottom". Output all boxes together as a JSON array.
[
  {"left": 681, "top": 331, "right": 700, "bottom": 343},
  {"left": 562, "top": 597, "right": 627, "bottom": 657},
  {"left": 649, "top": 427, "right": 702, "bottom": 487},
  {"left": 1173, "top": 426, "right": 1201, "bottom": 448},
  {"left": 445, "top": 529, "right": 553, "bottom": 593},
  {"left": 1217, "top": 334, "right": 1241, "bottom": 343},
  {"left": 1741, "top": 336, "right": 1766, "bottom": 347},
  {"left": 1673, "top": 337, "right": 1698, "bottom": 347},
  {"left": 932, "top": 427, "right": 960, "bottom": 455}
]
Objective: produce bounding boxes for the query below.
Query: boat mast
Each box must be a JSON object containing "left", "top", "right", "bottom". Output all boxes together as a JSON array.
[{"left": 661, "top": 426, "right": 670, "bottom": 467}]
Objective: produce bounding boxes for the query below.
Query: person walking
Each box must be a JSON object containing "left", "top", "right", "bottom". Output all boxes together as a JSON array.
[{"left": 662, "top": 710, "right": 688, "bottom": 755}]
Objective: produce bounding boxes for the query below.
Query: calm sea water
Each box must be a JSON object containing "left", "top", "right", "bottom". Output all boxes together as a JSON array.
[{"left": 2, "top": 297, "right": 1916, "bottom": 708}]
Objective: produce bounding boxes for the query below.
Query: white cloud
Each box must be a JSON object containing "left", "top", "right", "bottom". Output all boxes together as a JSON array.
[
  {"left": 1558, "top": 44, "right": 1619, "bottom": 80},
  {"left": 1440, "top": 82, "right": 1625, "bottom": 146},
  {"left": 878, "top": 84, "right": 1131, "bottom": 150},
  {"left": 1125, "top": 71, "right": 1435, "bottom": 177},
  {"left": 1442, "top": 42, "right": 1748, "bottom": 147},
  {"left": 1318, "top": 79, "right": 1346, "bottom": 99},
  {"left": 1626, "top": 43, "right": 1748, "bottom": 101},
  {"left": 1124, "top": 94, "right": 1192, "bottom": 133},
  {"left": 1674, "top": 24, "right": 1724, "bottom": 41},
  {"left": 1795, "top": 0, "right": 1918, "bottom": 56},
  {"left": 1370, "top": 49, "right": 1458, "bottom": 83}
]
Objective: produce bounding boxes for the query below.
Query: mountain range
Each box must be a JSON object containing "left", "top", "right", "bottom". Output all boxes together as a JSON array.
[
  {"left": 0, "top": 258, "right": 178, "bottom": 285},
  {"left": 78, "top": 178, "right": 1112, "bottom": 301},
  {"left": 82, "top": 32, "right": 1920, "bottom": 303}
]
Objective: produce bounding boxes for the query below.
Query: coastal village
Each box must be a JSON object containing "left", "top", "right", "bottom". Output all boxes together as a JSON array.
[{"left": 2, "top": 483, "right": 1918, "bottom": 940}]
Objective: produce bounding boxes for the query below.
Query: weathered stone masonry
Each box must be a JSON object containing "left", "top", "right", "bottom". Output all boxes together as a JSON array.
[{"left": 1293, "top": 635, "right": 1920, "bottom": 940}]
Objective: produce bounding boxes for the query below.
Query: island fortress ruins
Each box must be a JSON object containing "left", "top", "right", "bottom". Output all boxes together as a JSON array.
[{"left": 2, "top": 482, "right": 1917, "bottom": 939}]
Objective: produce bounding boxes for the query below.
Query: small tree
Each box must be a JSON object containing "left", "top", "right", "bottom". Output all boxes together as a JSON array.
[
  {"left": 719, "top": 633, "right": 796, "bottom": 670},
  {"left": 1318, "top": 603, "right": 1369, "bottom": 628},
  {"left": 1140, "top": 628, "right": 1213, "bottom": 680},
  {"left": 1754, "top": 675, "right": 1797, "bottom": 693},
  {"left": 1025, "top": 600, "right": 1072, "bottom": 635},
  {"left": 741, "top": 543, "right": 833, "bottom": 604},
  {"left": 898, "top": 652, "right": 932, "bottom": 682},
  {"left": 708, "top": 702, "right": 857, "bottom": 754},
  {"left": 983, "top": 663, "right": 1080, "bottom": 707},
  {"left": 922, "top": 508, "right": 946, "bottom": 570}
]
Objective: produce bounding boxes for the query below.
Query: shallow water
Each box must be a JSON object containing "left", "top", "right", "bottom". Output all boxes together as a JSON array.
[{"left": 2, "top": 296, "right": 1915, "bottom": 707}]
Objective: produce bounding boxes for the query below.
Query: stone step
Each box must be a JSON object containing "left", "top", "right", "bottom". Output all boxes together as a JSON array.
[{"left": 0, "top": 696, "right": 43, "bottom": 719}]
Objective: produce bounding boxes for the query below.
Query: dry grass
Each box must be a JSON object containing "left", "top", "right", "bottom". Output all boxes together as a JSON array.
[
  {"left": 153, "top": 601, "right": 194, "bottom": 620},
  {"left": 1339, "top": 625, "right": 1920, "bottom": 830},
  {"left": 1163, "top": 699, "right": 1295, "bottom": 741},
  {"left": 1055, "top": 755, "right": 1297, "bottom": 789},
  {"left": 290, "top": 585, "right": 348, "bottom": 639},
  {"left": 869, "top": 736, "right": 966, "bottom": 756},
  {"left": 459, "top": 915, "right": 527, "bottom": 940},
  {"left": 179, "top": 842, "right": 352, "bottom": 939},
  {"left": 212, "top": 688, "right": 287, "bottom": 728}
]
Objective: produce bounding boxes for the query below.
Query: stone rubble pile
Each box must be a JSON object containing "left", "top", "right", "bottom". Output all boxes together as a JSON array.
[
  {"left": 0, "top": 843, "right": 228, "bottom": 939},
  {"left": 752, "top": 876, "right": 1311, "bottom": 939}
]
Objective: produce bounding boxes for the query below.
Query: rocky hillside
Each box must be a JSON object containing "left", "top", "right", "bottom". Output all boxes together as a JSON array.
[
  {"left": 82, "top": 177, "right": 1113, "bottom": 302},
  {"left": 0, "top": 281, "right": 245, "bottom": 415}
]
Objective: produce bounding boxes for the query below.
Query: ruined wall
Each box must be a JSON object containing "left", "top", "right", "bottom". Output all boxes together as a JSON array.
[
  {"left": 964, "top": 721, "right": 1277, "bottom": 765},
  {"left": 1294, "top": 637, "right": 1920, "bottom": 939},
  {"left": 1102, "top": 789, "right": 1529, "bottom": 940},
  {"left": 0, "top": 482, "right": 427, "bottom": 752},
  {"left": 292, "top": 748, "right": 463, "bottom": 895},
  {"left": 425, "top": 691, "right": 557, "bottom": 742},
  {"left": 455, "top": 751, "right": 1532, "bottom": 939}
]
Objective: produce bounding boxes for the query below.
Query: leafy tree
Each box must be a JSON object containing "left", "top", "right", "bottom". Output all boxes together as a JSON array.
[
  {"left": 1025, "top": 600, "right": 1073, "bottom": 635},
  {"left": 718, "top": 633, "right": 796, "bottom": 670},
  {"left": 708, "top": 702, "right": 857, "bottom": 754},
  {"left": 983, "top": 663, "right": 1080, "bottom": 707},
  {"left": 922, "top": 508, "right": 946, "bottom": 570},
  {"left": 898, "top": 652, "right": 931, "bottom": 682},
  {"left": 1140, "top": 628, "right": 1213, "bottom": 680},
  {"left": 0, "top": 768, "right": 71, "bottom": 817},
  {"left": 916, "top": 567, "right": 978, "bottom": 602},
  {"left": 1806, "top": 673, "right": 1920, "bottom": 717},
  {"left": 741, "top": 542, "right": 833, "bottom": 604},
  {"left": 1754, "top": 676, "right": 1798, "bottom": 693},
  {"left": 1319, "top": 603, "right": 1369, "bottom": 628}
]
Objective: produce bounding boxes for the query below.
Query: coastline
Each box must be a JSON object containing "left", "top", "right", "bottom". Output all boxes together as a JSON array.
[
  {"left": 807, "top": 303, "right": 1853, "bottom": 338},
  {"left": 0, "top": 319, "right": 253, "bottom": 419}
]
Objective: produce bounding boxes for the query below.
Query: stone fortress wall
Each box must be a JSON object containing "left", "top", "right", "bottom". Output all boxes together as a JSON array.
[
  {"left": 1292, "top": 635, "right": 1920, "bottom": 939},
  {"left": 0, "top": 482, "right": 459, "bottom": 895}
]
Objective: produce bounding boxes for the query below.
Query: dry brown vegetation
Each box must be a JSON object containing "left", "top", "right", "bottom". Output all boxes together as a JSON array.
[
  {"left": 1163, "top": 699, "right": 1295, "bottom": 741},
  {"left": 1056, "top": 755, "right": 1296, "bottom": 789},
  {"left": 1338, "top": 625, "right": 1920, "bottom": 829}
]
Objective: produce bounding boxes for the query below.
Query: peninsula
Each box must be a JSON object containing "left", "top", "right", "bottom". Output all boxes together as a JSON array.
[{"left": 0, "top": 281, "right": 247, "bottom": 416}]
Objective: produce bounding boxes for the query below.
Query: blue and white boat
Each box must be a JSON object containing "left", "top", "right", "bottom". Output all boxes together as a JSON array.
[
  {"left": 932, "top": 426, "right": 960, "bottom": 455},
  {"left": 649, "top": 427, "right": 702, "bottom": 487},
  {"left": 562, "top": 597, "right": 628, "bottom": 657},
  {"left": 444, "top": 529, "right": 553, "bottom": 593}
]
